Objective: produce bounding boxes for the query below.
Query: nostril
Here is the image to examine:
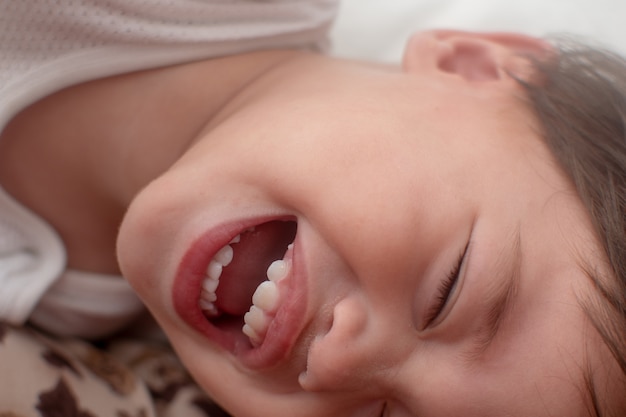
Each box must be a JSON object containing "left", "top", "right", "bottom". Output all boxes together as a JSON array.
[
  {"left": 299, "top": 296, "right": 370, "bottom": 392},
  {"left": 327, "top": 296, "right": 368, "bottom": 339}
]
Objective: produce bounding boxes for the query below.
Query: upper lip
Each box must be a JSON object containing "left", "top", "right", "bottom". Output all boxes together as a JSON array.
[{"left": 172, "top": 216, "right": 309, "bottom": 369}]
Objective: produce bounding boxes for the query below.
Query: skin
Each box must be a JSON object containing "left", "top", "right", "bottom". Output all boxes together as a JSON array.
[{"left": 0, "top": 31, "right": 615, "bottom": 416}]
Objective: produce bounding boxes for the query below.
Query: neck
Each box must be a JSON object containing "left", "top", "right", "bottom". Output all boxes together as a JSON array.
[{"left": 0, "top": 49, "right": 306, "bottom": 272}]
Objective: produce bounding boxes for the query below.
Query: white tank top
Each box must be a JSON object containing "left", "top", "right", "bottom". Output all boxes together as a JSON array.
[{"left": 0, "top": 0, "right": 338, "bottom": 339}]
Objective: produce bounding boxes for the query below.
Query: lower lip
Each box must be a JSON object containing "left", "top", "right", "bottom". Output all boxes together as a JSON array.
[{"left": 172, "top": 218, "right": 307, "bottom": 369}]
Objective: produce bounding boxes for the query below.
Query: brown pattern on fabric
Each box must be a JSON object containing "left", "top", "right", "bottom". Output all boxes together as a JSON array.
[
  {"left": 192, "top": 396, "right": 232, "bottom": 417},
  {"left": 123, "top": 347, "right": 190, "bottom": 385},
  {"left": 0, "top": 412, "right": 28, "bottom": 417},
  {"left": 116, "top": 343, "right": 193, "bottom": 402},
  {"left": 115, "top": 409, "right": 148, "bottom": 417},
  {"left": 154, "top": 361, "right": 186, "bottom": 382},
  {"left": 42, "top": 348, "right": 82, "bottom": 377},
  {"left": 149, "top": 380, "right": 189, "bottom": 403},
  {"left": 36, "top": 378, "right": 96, "bottom": 417},
  {"left": 0, "top": 322, "right": 7, "bottom": 343},
  {"left": 75, "top": 343, "right": 136, "bottom": 396}
]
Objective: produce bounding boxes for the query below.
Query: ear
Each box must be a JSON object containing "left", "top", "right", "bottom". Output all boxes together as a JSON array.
[{"left": 402, "top": 30, "right": 552, "bottom": 82}]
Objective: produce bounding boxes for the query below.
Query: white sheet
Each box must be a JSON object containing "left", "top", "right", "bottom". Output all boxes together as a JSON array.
[{"left": 330, "top": 0, "right": 626, "bottom": 62}]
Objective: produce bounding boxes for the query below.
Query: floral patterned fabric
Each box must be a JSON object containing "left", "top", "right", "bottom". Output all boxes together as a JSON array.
[{"left": 0, "top": 323, "right": 230, "bottom": 417}]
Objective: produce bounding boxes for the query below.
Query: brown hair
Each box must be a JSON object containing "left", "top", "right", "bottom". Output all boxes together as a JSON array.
[{"left": 519, "top": 38, "right": 626, "bottom": 416}]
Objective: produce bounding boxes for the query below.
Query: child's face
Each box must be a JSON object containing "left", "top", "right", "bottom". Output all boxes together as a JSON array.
[{"left": 117, "top": 34, "right": 612, "bottom": 416}]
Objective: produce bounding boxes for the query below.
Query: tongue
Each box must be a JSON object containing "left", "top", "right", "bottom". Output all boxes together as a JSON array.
[{"left": 215, "top": 221, "right": 296, "bottom": 316}]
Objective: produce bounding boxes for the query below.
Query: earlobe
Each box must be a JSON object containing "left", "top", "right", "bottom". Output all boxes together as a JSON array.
[{"left": 403, "top": 30, "right": 552, "bottom": 83}]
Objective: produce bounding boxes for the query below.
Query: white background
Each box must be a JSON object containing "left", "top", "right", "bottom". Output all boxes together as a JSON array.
[{"left": 330, "top": 0, "right": 626, "bottom": 62}]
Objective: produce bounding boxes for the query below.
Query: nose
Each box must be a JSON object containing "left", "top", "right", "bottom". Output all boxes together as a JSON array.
[{"left": 298, "top": 295, "right": 413, "bottom": 393}]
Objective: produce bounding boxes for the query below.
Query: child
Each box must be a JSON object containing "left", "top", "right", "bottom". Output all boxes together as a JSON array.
[{"left": 0, "top": 1, "right": 625, "bottom": 416}]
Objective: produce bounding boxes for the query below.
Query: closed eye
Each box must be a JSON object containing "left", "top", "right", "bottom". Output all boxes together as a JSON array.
[{"left": 423, "top": 240, "right": 470, "bottom": 328}]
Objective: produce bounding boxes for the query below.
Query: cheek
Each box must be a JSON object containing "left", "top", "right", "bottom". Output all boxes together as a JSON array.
[
  {"left": 397, "top": 340, "right": 588, "bottom": 417},
  {"left": 116, "top": 175, "right": 190, "bottom": 301},
  {"left": 116, "top": 205, "right": 157, "bottom": 297}
]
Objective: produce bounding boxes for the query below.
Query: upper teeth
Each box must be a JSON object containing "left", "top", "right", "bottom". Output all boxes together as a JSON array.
[
  {"left": 198, "top": 235, "right": 293, "bottom": 347},
  {"left": 242, "top": 259, "right": 290, "bottom": 346}
]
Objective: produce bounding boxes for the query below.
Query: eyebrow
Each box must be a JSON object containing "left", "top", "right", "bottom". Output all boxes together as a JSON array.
[{"left": 464, "top": 227, "right": 522, "bottom": 362}]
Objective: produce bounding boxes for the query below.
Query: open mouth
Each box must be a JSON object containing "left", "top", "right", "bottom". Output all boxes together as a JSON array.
[
  {"left": 174, "top": 218, "right": 301, "bottom": 367},
  {"left": 199, "top": 220, "right": 297, "bottom": 345}
]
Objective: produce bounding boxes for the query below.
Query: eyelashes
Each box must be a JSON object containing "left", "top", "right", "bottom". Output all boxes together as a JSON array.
[{"left": 423, "top": 240, "right": 470, "bottom": 328}]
